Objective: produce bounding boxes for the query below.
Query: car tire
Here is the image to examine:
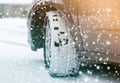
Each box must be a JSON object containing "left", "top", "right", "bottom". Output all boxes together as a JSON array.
[{"left": 43, "top": 11, "right": 80, "bottom": 77}]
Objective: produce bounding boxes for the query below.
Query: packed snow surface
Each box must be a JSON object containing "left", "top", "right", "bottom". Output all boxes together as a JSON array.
[{"left": 0, "top": 18, "right": 119, "bottom": 83}]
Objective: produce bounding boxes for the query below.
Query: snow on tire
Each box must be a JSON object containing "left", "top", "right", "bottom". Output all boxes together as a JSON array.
[{"left": 44, "top": 11, "right": 80, "bottom": 77}]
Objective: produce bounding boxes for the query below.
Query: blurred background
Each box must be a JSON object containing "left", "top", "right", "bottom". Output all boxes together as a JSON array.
[
  {"left": 0, "top": 0, "right": 36, "bottom": 50},
  {"left": 0, "top": 0, "right": 34, "bottom": 18}
]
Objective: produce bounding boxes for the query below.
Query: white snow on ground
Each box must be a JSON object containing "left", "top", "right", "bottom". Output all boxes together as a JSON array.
[
  {"left": 0, "top": 0, "right": 34, "bottom": 5},
  {"left": 0, "top": 18, "right": 118, "bottom": 83},
  {"left": 0, "top": 18, "right": 28, "bottom": 46}
]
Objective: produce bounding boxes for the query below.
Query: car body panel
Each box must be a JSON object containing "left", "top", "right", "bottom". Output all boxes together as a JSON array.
[{"left": 77, "top": 0, "right": 120, "bottom": 55}]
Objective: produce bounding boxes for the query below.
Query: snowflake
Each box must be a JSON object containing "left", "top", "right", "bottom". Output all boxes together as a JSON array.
[
  {"left": 107, "top": 66, "right": 111, "bottom": 70},
  {"left": 96, "top": 66, "right": 100, "bottom": 70},
  {"left": 106, "top": 40, "right": 111, "bottom": 45}
]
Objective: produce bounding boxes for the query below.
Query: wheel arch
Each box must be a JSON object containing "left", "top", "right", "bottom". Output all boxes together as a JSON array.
[{"left": 27, "top": 2, "right": 74, "bottom": 50}]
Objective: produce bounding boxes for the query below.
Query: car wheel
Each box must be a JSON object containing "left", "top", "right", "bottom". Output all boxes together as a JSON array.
[{"left": 43, "top": 11, "right": 80, "bottom": 77}]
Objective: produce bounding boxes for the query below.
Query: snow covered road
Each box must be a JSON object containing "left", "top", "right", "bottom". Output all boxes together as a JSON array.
[{"left": 0, "top": 18, "right": 119, "bottom": 83}]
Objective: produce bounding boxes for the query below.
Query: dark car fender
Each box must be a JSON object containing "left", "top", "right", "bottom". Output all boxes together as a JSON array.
[{"left": 27, "top": 1, "right": 74, "bottom": 51}]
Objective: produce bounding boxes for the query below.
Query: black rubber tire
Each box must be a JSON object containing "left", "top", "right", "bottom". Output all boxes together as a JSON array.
[
  {"left": 43, "top": 11, "right": 80, "bottom": 77},
  {"left": 43, "top": 17, "right": 50, "bottom": 69}
]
